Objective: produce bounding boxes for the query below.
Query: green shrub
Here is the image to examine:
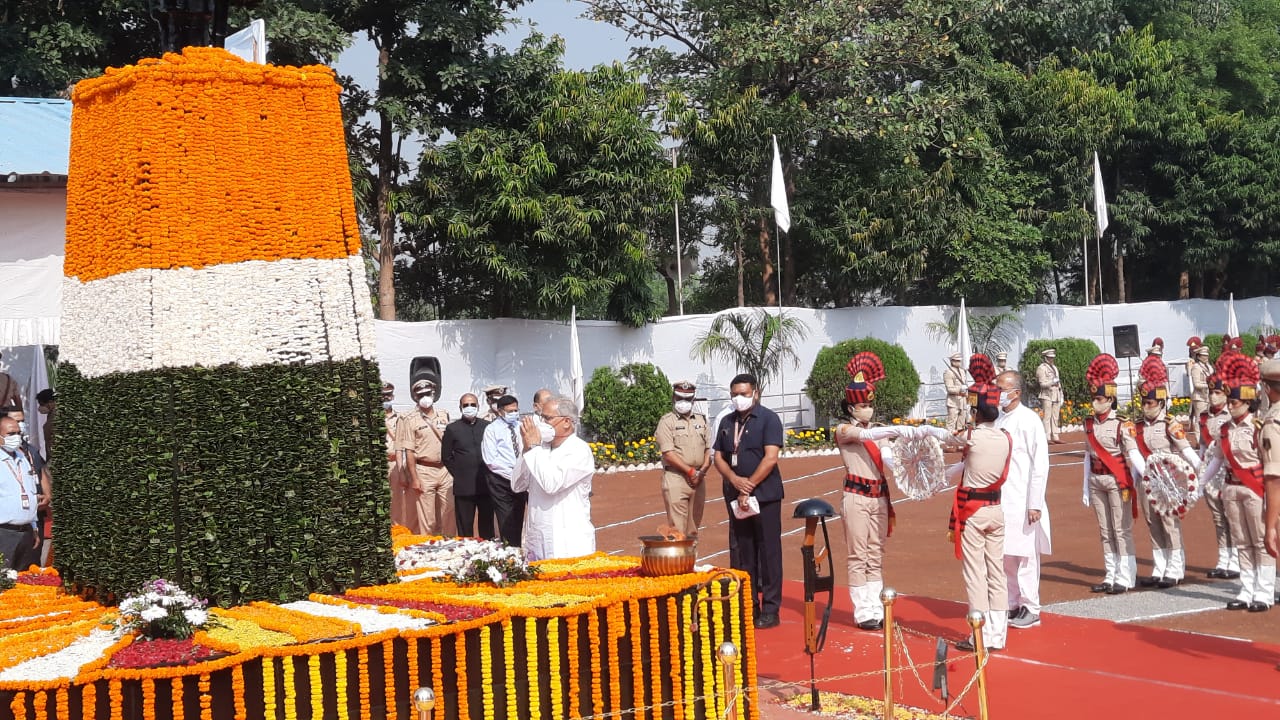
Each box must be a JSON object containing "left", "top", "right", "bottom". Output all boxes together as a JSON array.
[
  {"left": 581, "top": 363, "right": 672, "bottom": 445},
  {"left": 1203, "top": 333, "right": 1260, "bottom": 364},
  {"left": 1019, "top": 338, "right": 1101, "bottom": 403},
  {"left": 805, "top": 338, "right": 921, "bottom": 426},
  {"left": 56, "top": 359, "right": 394, "bottom": 606}
]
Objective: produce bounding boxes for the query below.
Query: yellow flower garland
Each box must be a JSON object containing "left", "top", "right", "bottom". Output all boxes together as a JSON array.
[
  {"left": 307, "top": 656, "right": 323, "bottom": 720},
  {"left": 682, "top": 594, "right": 696, "bottom": 720},
  {"left": 566, "top": 617, "right": 581, "bottom": 719},
  {"left": 502, "top": 619, "right": 517, "bottom": 720},
  {"left": 335, "top": 649, "right": 350, "bottom": 720},
  {"left": 454, "top": 630, "right": 469, "bottom": 720},
  {"left": 262, "top": 657, "right": 276, "bottom": 720},
  {"left": 282, "top": 653, "right": 297, "bottom": 720},
  {"left": 525, "top": 619, "right": 541, "bottom": 720},
  {"left": 479, "top": 625, "right": 494, "bottom": 720}
]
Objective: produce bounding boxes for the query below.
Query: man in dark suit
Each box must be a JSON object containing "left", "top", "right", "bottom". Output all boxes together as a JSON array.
[
  {"left": 713, "top": 372, "right": 785, "bottom": 629},
  {"left": 442, "top": 393, "right": 496, "bottom": 539}
]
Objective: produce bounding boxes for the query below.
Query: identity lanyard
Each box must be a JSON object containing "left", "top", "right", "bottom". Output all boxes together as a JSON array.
[
  {"left": 731, "top": 416, "right": 748, "bottom": 467},
  {"left": 1, "top": 454, "right": 31, "bottom": 511}
]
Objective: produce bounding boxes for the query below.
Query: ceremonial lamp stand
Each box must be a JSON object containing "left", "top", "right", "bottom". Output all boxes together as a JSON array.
[{"left": 793, "top": 498, "right": 837, "bottom": 712}]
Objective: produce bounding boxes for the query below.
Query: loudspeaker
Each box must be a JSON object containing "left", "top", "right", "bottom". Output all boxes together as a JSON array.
[
  {"left": 1113, "top": 325, "right": 1140, "bottom": 359},
  {"left": 409, "top": 356, "right": 442, "bottom": 398}
]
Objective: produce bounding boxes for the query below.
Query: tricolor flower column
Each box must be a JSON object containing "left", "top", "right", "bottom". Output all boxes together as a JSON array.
[{"left": 57, "top": 48, "right": 393, "bottom": 605}]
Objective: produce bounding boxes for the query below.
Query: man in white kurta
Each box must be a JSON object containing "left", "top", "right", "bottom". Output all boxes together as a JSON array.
[
  {"left": 511, "top": 397, "right": 596, "bottom": 561},
  {"left": 994, "top": 371, "right": 1052, "bottom": 629}
]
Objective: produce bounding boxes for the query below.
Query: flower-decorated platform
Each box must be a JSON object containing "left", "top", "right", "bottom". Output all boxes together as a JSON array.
[{"left": 0, "top": 539, "right": 758, "bottom": 720}]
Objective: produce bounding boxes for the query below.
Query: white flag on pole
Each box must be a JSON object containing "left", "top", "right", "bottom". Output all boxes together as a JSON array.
[
  {"left": 570, "top": 306, "right": 584, "bottom": 411},
  {"left": 1093, "top": 151, "right": 1109, "bottom": 238},
  {"left": 956, "top": 298, "right": 972, "bottom": 372},
  {"left": 224, "top": 19, "right": 268, "bottom": 64},
  {"left": 1227, "top": 293, "right": 1239, "bottom": 338},
  {"left": 770, "top": 135, "right": 790, "bottom": 234}
]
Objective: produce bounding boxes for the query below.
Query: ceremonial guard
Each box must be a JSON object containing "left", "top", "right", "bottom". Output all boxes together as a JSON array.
[
  {"left": 1258, "top": 361, "right": 1280, "bottom": 594},
  {"left": 654, "top": 381, "right": 712, "bottom": 540},
  {"left": 944, "top": 353, "right": 968, "bottom": 433},
  {"left": 1122, "top": 357, "right": 1199, "bottom": 588},
  {"left": 382, "top": 382, "right": 413, "bottom": 530},
  {"left": 395, "top": 378, "right": 456, "bottom": 537},
  {"left": 1146, "top": 339, "right": 1168, "bottom": 395},
  {"left": 995, "top": 352, "right": 1009, "bottom": 373},
  {"left": 949, "top": 372, "right": 1012, "bottom": 653},
  {"left": 835, "top": 352, "right": 948, "bottom": 630},
  {"left": 1200, "top": 365, "right": 1239, "bottom": 579},
  {"left": 1035, "top": 349, "right": 1063, "bottom": 444},
  {"left": 1082, "top": 355, "right": 1136, "bottom": 593},
  {"left": 1187, "top": 337, "right": 1211, "bottom": 436},
  {"left": 1203, "top": 354, "right": 1275, "bottom": 611}
]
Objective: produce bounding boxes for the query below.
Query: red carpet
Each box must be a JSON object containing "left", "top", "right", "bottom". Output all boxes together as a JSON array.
[{"left": 756, "top": 580, "right": 1280, "bottom": 718}]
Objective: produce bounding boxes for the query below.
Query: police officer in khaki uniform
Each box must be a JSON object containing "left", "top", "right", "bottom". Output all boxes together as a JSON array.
[
  {"left": 1082, "top": 354, "right": 1135, "bottom": 594},
  {"left": 1259, "top": 362, "right": 1280, "bottom": 597},
  {"left": 654, "top": 381, "right": 712, "bottom": 539},
  {"left": 383, "top": 383, "right": 415, "bottom": 531},
  {"left": 1035, "top": 349, "right": 1063, "bottom": 444},
  {"left": 395, "top": 377, "right": 456, "bottom": 537},
  {"left": 1200, "top": 374, "right": 1239, "bottom": 579},
  {"left": 1187, "top": 339, "right": 1211, "bottom": 436},
  {"left": 944, "top": 353, "right": 968, "bottom": 433},
  {"left": 995, "top": 352, "right": 1009, "bottom": 373},
  {"left": 481, "top": 384, "right": 508, "bottom": 422}
]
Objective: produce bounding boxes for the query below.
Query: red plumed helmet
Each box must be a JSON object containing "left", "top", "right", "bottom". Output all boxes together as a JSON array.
[
  {"left": 1152, "top": 337, "right": 1165, "bottom": 348},
  {"left": 1139, "top": 355, "right": 1169, "bottom": 401},
  {"left": 845, "top": 351, "right": 886, "bottom": 404},
  {"left": 1086, "top": 354, "right": 1120, "bottom": 398},
  {"left": 1186, "top": 336, "right": 1203, "bottom": 349},
  {"left": 1219, "top": 352, "right": 1260, "bottom": 401},
  {"left": 968, "top": 353, "right": 995, "bottom": 385}
]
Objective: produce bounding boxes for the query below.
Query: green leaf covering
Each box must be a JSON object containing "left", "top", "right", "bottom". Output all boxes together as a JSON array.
[
  {"left": 1019, "top": 338, "right": 1103, "bottom": 403},
  {"left": 55, "top": 358, "right": 394, "bottom": 606}
]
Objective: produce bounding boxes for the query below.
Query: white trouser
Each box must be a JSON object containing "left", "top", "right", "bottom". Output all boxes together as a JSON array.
[
  {"left": 1004, "top": 553, "right": 1041, "bottom": 614},
  {"left": 1102, "top": 550, "right": 1117, "bottom": 584},
  {"left": 983, "top": 610, "right": 1008, "bottom": 650},
  {"left": 1116, "top": 554, "right": 1137, "bottom": 589},
  {"left": 850, "top": 581, "right": 885, "bottom": 623}
]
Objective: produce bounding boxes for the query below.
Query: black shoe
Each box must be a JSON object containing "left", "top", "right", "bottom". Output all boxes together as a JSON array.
[
  {"left": 1248, "top": 602, "right": 1270, "bottom": 613},
  {"left": 1090, "top": 582, "right": 1114, "bottom": 593},
  {"left": 1156, "top": 578, "right": 1181, "bottom": 589},
  {"left": 1223, "top": 570, "right": 1241, "bottom": 579},
  {"left": 1106, "top": 584, "right": 1129, "bottom": 595},
  {"left": 1207, "top": 568, "right": 1228, "bottom": 579},
  {"left": 1227, "top": 600, "right": 1248, "bottom": 610},
  {"left": 1138, "top": 576, "right": 1159, "bottom": 588},
  {"left": 955, "top": 638, "right": 976, "bottom": 652},
  {"left": 753, "top": 613, "right": 780, "bottom": 629},
  {"left": 857, "top": 619, "right": 884, "bottom": 631}
]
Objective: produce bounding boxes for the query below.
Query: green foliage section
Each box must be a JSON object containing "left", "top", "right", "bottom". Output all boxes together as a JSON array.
[
  {"left": 1202, "top": 333, "right": 1261, "bottom": 365},
  {"left": 56, "top": 359, "right": 393, "bottom": 606},
  {"left": 1018, "top": 338, "right": 1102, "bottom": 403},
  {"left": 581, "top": 363, "right": 672, "bottom": 445},
  {"left": 805, "top": 339, "right": 921, "bottom": 426}
]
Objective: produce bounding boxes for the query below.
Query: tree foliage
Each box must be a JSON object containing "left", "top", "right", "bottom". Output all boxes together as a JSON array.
[
  {"left": 689, "top": 308, "right": 810, "bottom": 392},
  {"left": 581, "top": 362, "right": 672, "bottom": 444}
]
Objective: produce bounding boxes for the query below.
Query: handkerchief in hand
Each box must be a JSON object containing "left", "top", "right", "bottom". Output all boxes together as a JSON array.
[{"left": 731, "top": 495, "right": 760, "bottom": 519}]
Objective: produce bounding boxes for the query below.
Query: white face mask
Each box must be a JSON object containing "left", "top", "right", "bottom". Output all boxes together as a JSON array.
[
  {"left": 1092, "top": 399, "right": 1113, "bottom": 416},
  {"left": 731, "top": 394, "right": 754, "bottom": 412},
  {"left": 1210, "top": 391, "right": 1227, "bottom": 410},
  {"left": 503, "top": 412, "right": 521, "bottom": 427},
  {"left": 1230, "top": 402, "right": 1250, "bottom": 420},
  {"left": 673, "top": 400, "right": 693, "bottom": 415},
  {"left": 417, "top": 395, "right": 434, "bottom": 410},
  {"left": 852, "top": 406, "right": 874, "bottom": 423},
  {"left": 539, "top": 420, "right": 556, "bottom": 444},
  {"left": 461, "top": 406, "right": 478, "bottom": 419},
  {"left": 382, "top": 401, "right": 394, "bottom": 410},
  {"left": 1142, "top": 405, "right": 1161, "bottom": 421},
  {"left": 2, "top": 434, "right": 20, "bottom": 451}
]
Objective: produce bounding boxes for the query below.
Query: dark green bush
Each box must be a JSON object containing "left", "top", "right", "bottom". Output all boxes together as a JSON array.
[
  {"left": 805, "top": 338, "right": 920, "bottom": 425},
  {"left": 1019, "top": 338, "right": 1102, "bottom": 403},
  {"left": 56, "top": 358, "right": 394, "bottom": 606},
  {"left": 1203, "top": 333, "right": 1260, "bottom": 364},
  {"left": 581, "top": 362, "right": 672, "bottom": 444}
]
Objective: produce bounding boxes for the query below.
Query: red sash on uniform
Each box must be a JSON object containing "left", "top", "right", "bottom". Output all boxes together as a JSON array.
[
  {"left": 1220, "top": 421, "right": 1265, "bottom": 497},
  {"left": 949, "top": 430, "right": 1012, "bottom": 559},
  {"left": 1085, "top": 416, "right": 1137, "bottom": 518},
  {"left": 862, "top": 439, "right": 896, "bottom": 537},
  {"left": 1134, "top": 422, "right": 1153, "bottom": 459},
  {"left": 1200, "top": 412, "right": 1213, "bottom": 448}
]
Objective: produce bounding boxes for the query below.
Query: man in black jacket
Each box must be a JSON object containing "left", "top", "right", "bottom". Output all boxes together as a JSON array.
[{"left": 442, "top": 393, "right": 496, "bottom": 539}]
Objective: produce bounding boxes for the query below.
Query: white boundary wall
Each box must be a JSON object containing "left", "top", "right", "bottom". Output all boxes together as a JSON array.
[{"left": 374, "top": 296, "right": 1280, "bottom": 424}]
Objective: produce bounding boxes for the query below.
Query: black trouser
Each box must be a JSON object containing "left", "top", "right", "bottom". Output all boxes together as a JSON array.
[
  {"left": 0, "top": 524, "right": 38, "bottom": 571},
  {"left": 486, "top": 474, "right": 528, "bottom": 547},
  {"left": 723, "top": 497, "right": 783, "bottom": 615},
  {"left": 454, "top": 493, "right": 496, "bottom": 540}
]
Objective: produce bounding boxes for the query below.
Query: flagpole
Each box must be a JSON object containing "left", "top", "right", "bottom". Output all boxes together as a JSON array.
[
  {"left": 672, "top": 147, "right": 684, "bottom": 316},
  {"left": 1093, "top": 152, "right": 1110, "bottom": 353},
  {"left": 1082, "top": 197, "right": 1090, "bottom": 306}
]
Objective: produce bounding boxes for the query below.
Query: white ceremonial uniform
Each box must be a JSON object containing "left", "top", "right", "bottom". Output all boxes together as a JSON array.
[
  {"left": 994, "top": 403, "right": 1052, "bottom": 616},
  {"left": 512, "top": 434, "right": 596, "bottom": 561}
]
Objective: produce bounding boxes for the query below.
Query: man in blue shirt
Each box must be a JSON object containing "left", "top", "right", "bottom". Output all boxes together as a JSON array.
[
  {"left": 713, "top": 373, "right": 785, "bottom": 629},
  {"left": 0, "top": 416, "right": 39, "bottom": 570},
  {"left": 481, "top": 395, "right": 528, "bottom": 546}
]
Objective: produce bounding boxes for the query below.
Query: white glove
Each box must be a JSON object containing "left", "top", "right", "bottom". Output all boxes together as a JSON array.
[
  {"left": 1201, "top": 449, "right": 1223, "bottom": 488},
  {"left": 914, "top": 425, "right": 954, "bottom": 441},
  {"left": 946, "top": 461, "right": 964, "bottom": 481},
  {"left": 1125, "top": 447, "right": 1147, "bottom": 480},
  {"left": 881, "top": 449, "right": 897, "bottom": 474},
  {"left": 1082, "top": 457, "right": 1092, "bottom": 507},
  {"left": 858, "top": 425, "right": 911, "bottom": 442},
  {"left": 1180, "top": 446, "right": 1202, "bottom": 472}
]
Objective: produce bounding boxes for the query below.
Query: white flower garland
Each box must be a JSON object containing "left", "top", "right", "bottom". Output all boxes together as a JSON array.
[
  {"left": 0, "top": 627, "right": 121, "bottom": 682},
  {"left": 278, "top": 600, "right": 436, "bottom": 633}
]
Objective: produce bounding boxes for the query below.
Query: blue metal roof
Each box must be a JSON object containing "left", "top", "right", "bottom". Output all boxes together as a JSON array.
[{"left": 0, "top": 97, "right": 72, "bottom": 179}]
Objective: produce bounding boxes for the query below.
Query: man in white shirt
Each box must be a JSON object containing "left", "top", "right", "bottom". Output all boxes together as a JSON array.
[
  {"left": 993, "top": 371, "right": 1052, "bottom": 629},
  {"left": 0, "top": 417, "right": 39, "bottom": 570},
  {"left": 512, "top": 397, "right": 595, "bottom": 560},
  {"left": 482, "top": 395, "right": 528, "bottom": 546}
]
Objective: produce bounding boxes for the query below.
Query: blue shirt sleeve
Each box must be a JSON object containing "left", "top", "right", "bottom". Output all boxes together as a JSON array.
[{"left": 763, "top": 410, "right": 784, "bottom": 448}]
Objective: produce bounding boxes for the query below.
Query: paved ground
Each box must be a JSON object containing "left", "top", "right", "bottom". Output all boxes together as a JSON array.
[{"left": 590, "top": 429, "right": 1280, "bottom": 648}]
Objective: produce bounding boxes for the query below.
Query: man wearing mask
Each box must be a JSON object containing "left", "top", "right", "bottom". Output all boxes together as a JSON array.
[
  {"left": 532, "top": 388, "right": 559, "bottom": 447},
  {"left": 713, "top": 373, "right": 784, "bottom": 629},
  {"left": 482, "top": 395, "right": 528, "bottom": 546},
  {"left": 0, "top": 407, "right": 51, "bottom": 565},
  {"left": 1200, "top": 370, "right": 1239, "bottom": 579},
  {"left": 654, "top": 381, "right": 712, "bottom": 540},
  {"left": 1080, "top": 355, "right": 1135, "bottom": 595},
  {"left": 1187, "top": 339, "right": 1212, "bottom": 437},
  {"left": 382, "top": 383, "right": 413, "bottom": 531},
  {"left": 943, "top": 354, "right": 968, "bottom": 433},
  {"left": 442, "top": 394, "right": 495, "bottom": 539},
  {"left": 481, "top": 385, "right": 507, "bottom": 422},
  {"left": 992, "top": 370, "right": 1052, "bottom": 628},
  {"left": 1035, "top": 349, "right": 1063, "bottom": 444},
  {"left": 0, "top": 416, "right": 39, "bottom": 570},
  {"left": 995, "top": 353, "right": 1009, "bottom": 373},
  {"left": 1122, "top": 358, "right": 1199, "bottom": 588},
  {"left": 395, "top": 377, "right": 455, "bottom": 537},
  {"left": 512, "top": 397, "right": 596, "bottom": 560}
]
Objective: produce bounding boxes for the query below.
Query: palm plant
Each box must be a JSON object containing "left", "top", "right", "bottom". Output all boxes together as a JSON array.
[
  {"left": 926, "top": 309, "right": 1023, "bottom": 357},
  {"left": 690, "top": 308, "right": 810, "bottom": 391}
]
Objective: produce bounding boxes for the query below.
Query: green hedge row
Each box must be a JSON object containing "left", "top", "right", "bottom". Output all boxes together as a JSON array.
[
  {"left": 805, "top": 338, "right": 921, "bottom": 425},
  {"left": 56, "top": 358, "right": 394, "bottom": 606}
]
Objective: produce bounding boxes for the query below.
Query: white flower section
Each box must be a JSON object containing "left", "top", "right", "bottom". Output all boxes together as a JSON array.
[
  {"left": 0, "top": 627, "right": 120, "bottom": 683},
  {"left": 279, "top": 600, "right": 436, "bottom": 634},
  {"left": 62, "top": 254, "right": 376, "bottom": 378}
]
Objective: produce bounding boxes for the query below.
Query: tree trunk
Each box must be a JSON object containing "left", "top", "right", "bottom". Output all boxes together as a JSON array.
[
  {"left": 757, "top": 215, "right": 776, "bottom": 306},
  {"left": 782, "top": 228, "right": 795, "bottom": 305},
  {"left": 1114, "top": 241, "right": 1126, "bottom": 303},
  {"left": 375, "top": 40, "right": 397, "bottom": 321},
  {"left": 735, "top": 236, "right": 745, "bottom": 307},
  {"left": 1179, "top": 270, "right": 1189, "bottom": 299},
  {"left": 662, "top": 270, "right": 677, "bottom": 316}
]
